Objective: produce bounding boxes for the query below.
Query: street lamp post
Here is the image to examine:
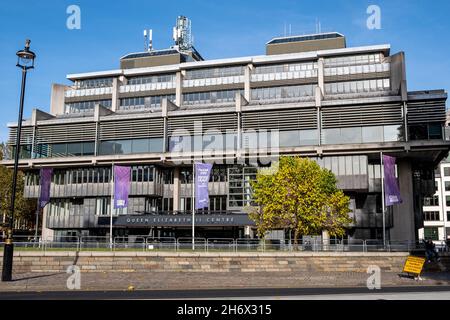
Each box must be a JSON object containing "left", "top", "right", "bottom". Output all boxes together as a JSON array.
[{"left": 1, "top": 39, "right": 35, "bottom": 282}]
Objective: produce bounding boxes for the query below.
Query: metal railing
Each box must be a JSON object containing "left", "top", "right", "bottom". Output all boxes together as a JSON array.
[{"left": 0, "top": 237, "right": 448, "bottom": 253}]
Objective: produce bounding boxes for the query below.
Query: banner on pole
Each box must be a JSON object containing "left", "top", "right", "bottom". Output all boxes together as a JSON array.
[
  {"left": 114, "top": 165, "right": 131, "bottom": 209},
  {"left": 383, "top": 155, "right": 402, "bottom": 206},
  {"left": 195, "top": 162, "right": 213, "bottom": 210},
  {"left": 39, "top": 168, "right": 53, "bottom": 208}
]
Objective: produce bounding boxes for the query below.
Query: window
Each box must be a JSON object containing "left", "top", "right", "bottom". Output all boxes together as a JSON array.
[
  {"left": 185, "top": 66, "right": 245, "bottom": 80},
  {"left": 423, "top": 211, "right": 440, "bottom": 221},
  {"left": 447, "top": 211, "right": 450, "bottom": 221},
  {"left": 446, "top": 196, "right": 450, "bottom": 207},
  {"left": 127, "top": 74, "right": 175, "bottom": 85},
  {"left": 64, "top": 99, "right": 112, "bottom": 113},
  {"left": 251, "top": 85, "right": 314, "bottom": 101},
  {"left": 409, "top": 123, "right": 443, "bottom": 141},
  {"left": 423, "top": 195, "right": 439, "bottom": 206},
  {"left": 74, "top": 77, "right": 113, "bottom": 89},
  {"left": 98, "top": 138, "right": 163, "bottom": 155},
  {"left": 183, "top": 89, "right": 242, "bottom": 105},
  {"left": 444, "top": 167, "right": 450, "bottom": 177},
  {"left": 445, "top": 181, "right": 450, "bottom": 192},
  {"left": 119, "top": 95, "right": 175, "bottom": 111},
  {"left": 424, "top": 227, "right": 439, "bottom": 241},
  {"left": 324, "top": 79, "right": 390, "bottom": 95}
]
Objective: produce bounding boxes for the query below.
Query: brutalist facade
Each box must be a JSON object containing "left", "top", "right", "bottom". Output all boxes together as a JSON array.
[{"left": 3, "top": 31, "right": 449, "bottom": 242}]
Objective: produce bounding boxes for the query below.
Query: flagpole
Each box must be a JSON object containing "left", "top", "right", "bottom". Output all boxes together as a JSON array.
[
  {"left": 192, "top": 162, "right": 195, "bottom": 251},
  {"left": 380, "top": 152, "right": 386, "bottom": 248},
  {"left": 34, "top": 198, "right": 39, "bottom": 242},
  {"left": 110, "top": 163, "right": 115, "bottom": 249}
]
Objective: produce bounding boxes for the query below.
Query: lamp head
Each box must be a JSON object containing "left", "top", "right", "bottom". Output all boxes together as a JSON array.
[{"left": 16, "top": 39, "right": 36, "bottom": 69}]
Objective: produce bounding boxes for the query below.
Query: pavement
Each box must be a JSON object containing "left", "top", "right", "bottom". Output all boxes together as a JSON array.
[{"left": 0, "top": 271, "right": 449, "bottom": 299}]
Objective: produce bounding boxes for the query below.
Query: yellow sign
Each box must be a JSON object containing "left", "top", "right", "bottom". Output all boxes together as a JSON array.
[{"left": 403, "top": 256, "right": 426, "bottom": 275}]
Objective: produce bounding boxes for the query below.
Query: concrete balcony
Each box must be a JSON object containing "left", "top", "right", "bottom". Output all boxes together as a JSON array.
[
  {"left": 65, "top": 86, "right": 113, "bottom": 98},
  {"left": 119, "top": 82, "right": 175, "bottom": 93}
]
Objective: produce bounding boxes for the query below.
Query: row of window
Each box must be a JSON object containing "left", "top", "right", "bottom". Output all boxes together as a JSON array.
[
  {"left": 252, "top": 62, "right": 317, "bottom": 75},
  {"left": 48, "top": 198, "right": 127, "bottom": 217},
  {"left": 424, "top": 194, "right": 450, "bottom": 208},
  {"left": 127, "top": 74, "right": 175, "bottom": 85},
  {"left": 74, "top": 78, "right": 113, "bottom": 89},
  {"left": 408, "top": 123, "right": 443, "bottom": 141},
  {"left": 423, "top": 211, "right": 440, "bottom": 221},
  {"left": 178, "top": 166, "right": 228, "bottom": 184},
  {"left": 98, "top": 138, "right": 164, "bottom": 155},
  {"left": 321, "top": 125, "right": 402, "bottom": 145},
  {"left": 324, "top": 79, "right": 391, "bottom": 95},
  {"left": 26, "top": 165, "right": 232, "bottom": 187},
  {"left": 35, "top": 142, "right": 95, "bottom": 158},
  {"left": 184, "top": 66, "right": 245, "bottom": 80},
  {"left": 324, "top": 63, "right": 390, "bottom": 77},
  {"left": 251, "top": 84, "right": 315, "bottom": 101},
  {"left": 324, "top": 54, "right": 384, "bottom": 67},
  {"left": 423, "top": 195, "right": 440, "bottom": 207},
  {"left": 183, "top": 89, "right": 242, "bottom": 105},
  {"left": 65, "top": 79, "right": 393, "bottom": 114},
  {"left": 119, "top": 95, "right": 175, "bottom": 110},
  {"left": 65, "top": 100, "right": 112, "bottom": 114},
  {"left": 26, "top": 166, "right": 158, "bottom": 186},
  {"left": 14, "top": 123, "right": 444, "bottom": 160}
]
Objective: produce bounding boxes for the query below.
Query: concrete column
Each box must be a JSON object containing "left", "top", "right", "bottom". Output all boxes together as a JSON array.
[
  {"left": 41, "top": 206, "right": 54, "bottom": 241},
  {"left": 315, "top": 59, "right": 324, "bottom": 147},
  {"left": 317, "top": 58, "right": 325, "bottom": 97},
  {"left": 244, "top": 64, "right": 252, "bottom": 102},
  {"left": 50, "top": 84, "right": 67, "bottom": 115},
  {"left": 322, "top": 230, "right": 330, "bottom": 248},
  {"left": 391, "top": 160, "right": 416, "bottom": 242},
  {"left": 111, "top": 77, "right": 119, "bottom": 112},
  {"left": 173, "top": 167, "right": 180, "bottom": 211},
  {"left": 244, "top": 226, "right": 254, "bottom": 239},
  {"left": 175, "top": 71, "right": 183, "bottom": 106}
]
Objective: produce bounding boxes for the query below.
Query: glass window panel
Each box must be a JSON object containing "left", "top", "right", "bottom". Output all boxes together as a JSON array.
[
  {"left": 83, "top": 142, "right": 95, "bottom": 156},
  {"left": 132, "top": 139, "right": 150, "bottom": 153},
  {"left": 114, "top": 140, "right": 132, "bottom": 154},
  {"left": 279, "top": 130, "right": 300, "bottom": 147},
  {"left": 341, "top": 127, "right": 362, "bottom": 143},
  {"left": 99, "top": 141, "right": 115, "bottom": 155},
  {"left": 67, "top": 143, "right": 83, "bottom": 157},
  {"left": 300, "top": 129, "right": 318, "bottom": 145},
  {"left": 384, "top": 125, "right": 401, "bottom": 142},
  {"left": 51, "top": 144, "right": 67, "bottom": 157},
  {"left": 362, "top": 126, "right": 383, "bottom": 143}
]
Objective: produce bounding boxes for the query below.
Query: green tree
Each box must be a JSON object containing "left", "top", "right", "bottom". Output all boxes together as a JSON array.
[
  {"left": 248, "top": 156, "right": 353, "bottom": 249},
  {"left": 0, "top": 142, "right": 36, "bottom": 230}
]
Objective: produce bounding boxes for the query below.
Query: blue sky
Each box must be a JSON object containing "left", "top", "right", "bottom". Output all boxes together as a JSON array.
[{"left": 0, "top": 0, "right": 449, "bottom": 141}]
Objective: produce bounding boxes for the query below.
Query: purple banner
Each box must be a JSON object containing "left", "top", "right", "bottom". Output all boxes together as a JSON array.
[
  {"left": 114, "top": 165, "right": 131, "bottom": 209},
  {"left": 39, "top": 168, "right": 53, "bottom": 208},
  {"left": 195, "top": 162, "right": 213, "bottom": 210},
  {"left": 383, "top": 155, "right": 402, "bottom": 206}
]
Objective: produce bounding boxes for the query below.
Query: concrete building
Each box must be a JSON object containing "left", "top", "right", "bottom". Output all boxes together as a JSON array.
[
  {"left": 420, "top": 159, "right": 450, "bottom": 242},
  {"left": 420, "top": 112, "right": 450, "bottom": 242},
  {"left": 2, "top": 20, "right": 449, "bottom": 242}
]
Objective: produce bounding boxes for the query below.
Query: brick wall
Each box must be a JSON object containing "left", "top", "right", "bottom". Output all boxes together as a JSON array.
[{"left": 0, "top": 252, "right": 412, "bottom": 273}]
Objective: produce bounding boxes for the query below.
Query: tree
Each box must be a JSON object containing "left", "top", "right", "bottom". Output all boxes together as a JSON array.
[
  {"left": 0, "top": 142, "right": 36, "bottom": 230},
  {"left": 248, "top": 156, "right": 353, "bottom": 249}
]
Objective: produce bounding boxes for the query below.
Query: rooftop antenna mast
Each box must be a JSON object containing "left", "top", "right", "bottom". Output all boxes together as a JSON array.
[
  {"left": 143, "top": 29, "right": 148, "bottom": 51},
  {"left": 143, "top": 29, "right": 153, "bottom": 52},
  {"left": 173, "top": 15, "right": 193, "bottom": 51},
  {"left": 315, "top": 18, "right": 322, "bottom": 33}
]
